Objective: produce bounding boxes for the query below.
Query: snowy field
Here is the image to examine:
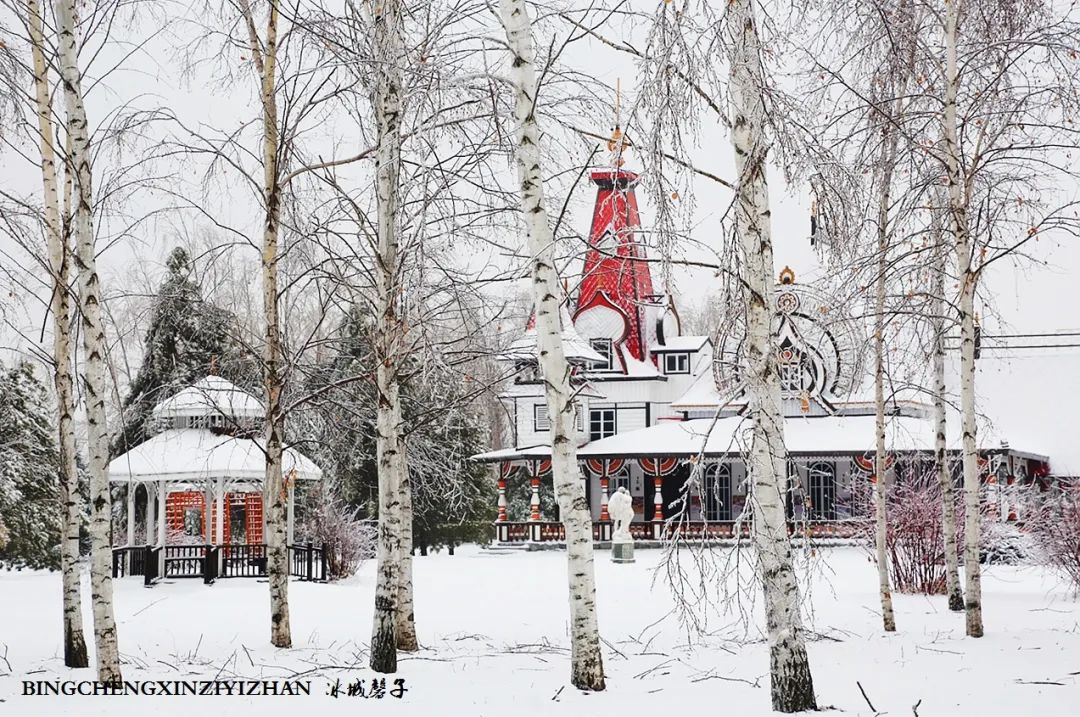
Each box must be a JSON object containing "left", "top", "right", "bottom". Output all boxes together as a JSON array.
[{"left": 1, "top": 546, "right": 1078, "bottom": 716}]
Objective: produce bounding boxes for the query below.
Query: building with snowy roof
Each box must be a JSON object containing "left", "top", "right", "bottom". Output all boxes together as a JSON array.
[
  {"left": 473, "top": 158, "right": 1068, "bottom": 544},
  {"left": 108, "top": 376, "right": 324, "bottom": 581}
]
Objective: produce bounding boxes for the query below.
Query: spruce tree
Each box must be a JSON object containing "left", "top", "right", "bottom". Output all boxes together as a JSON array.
[
  {"left": 303, "top": 307, "right": 495, "bottom": 548},
  {"left": 0, "top": 361, "right": 63, "bottom": 570},
  {"left": 112, "top": 247, "right": 254, "bottom": 456}
]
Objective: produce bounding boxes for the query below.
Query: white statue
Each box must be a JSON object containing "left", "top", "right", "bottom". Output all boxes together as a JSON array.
[{"left": 608, "top": 486, "right": 635, "bottom": 543}]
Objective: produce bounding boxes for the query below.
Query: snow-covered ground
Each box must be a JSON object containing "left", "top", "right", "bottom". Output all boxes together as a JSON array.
[{"left": 2, "top": 546, "right": 1078, "bottom": 716}]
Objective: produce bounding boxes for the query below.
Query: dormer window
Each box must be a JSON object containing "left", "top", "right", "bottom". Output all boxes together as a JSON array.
[
  {"left": 589, "top": 338, "right": 614, "bottom": 371},
  {"left": 663, "top": 352, "right": 689, "bottom": 374}
]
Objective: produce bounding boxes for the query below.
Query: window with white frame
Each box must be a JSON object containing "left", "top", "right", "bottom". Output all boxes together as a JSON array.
[
  {"left": 663, "top": 352, "right": 690, "bottom": 374},
  {"left": 589, "top": 408, "right": 616, "bottom": 441},
  {"left": 589, "top": 338, "right": 614, "bottom": 371}
]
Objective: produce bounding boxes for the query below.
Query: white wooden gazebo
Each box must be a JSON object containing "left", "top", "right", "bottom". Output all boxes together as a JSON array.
[{"left": 108, "top": 376, "right": 322, "bottom": 556}]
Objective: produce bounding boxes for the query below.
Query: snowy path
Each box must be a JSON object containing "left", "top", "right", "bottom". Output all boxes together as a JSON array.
[{"left": 1, "top": 546, "right": 1078, "bottom": 715}]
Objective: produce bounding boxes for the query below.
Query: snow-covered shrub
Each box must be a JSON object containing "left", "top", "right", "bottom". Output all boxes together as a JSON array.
[
  {"left": 980, "top": 521, "right": 1035, "bottom": 566},
  {"left": 1028, "top": 481, "right": 1080, "bottom": 594},
  {"left": 299, "top": 484, "right": 375, "bottom": 580},
  {"left": 850, "top": 470, "right": 965, "bottom": 594}
]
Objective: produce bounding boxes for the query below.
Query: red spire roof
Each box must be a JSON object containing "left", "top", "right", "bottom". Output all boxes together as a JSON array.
[{"left": 574, "top": 169, "right": 656, "bottom": 366}]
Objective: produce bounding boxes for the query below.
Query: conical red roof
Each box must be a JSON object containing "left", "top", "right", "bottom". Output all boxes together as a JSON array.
[{"left": 574, "top": 169, "right": 655, "bottom": 365}]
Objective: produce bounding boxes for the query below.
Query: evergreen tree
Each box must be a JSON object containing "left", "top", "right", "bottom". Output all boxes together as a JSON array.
[
  {"left": 0, "top": 361, "right": 63, "bottom": 570},
  {"left": 112, "top": 247, "right": 255, "bottom": 456},
  {"left": 302, "top": 307, "right": 495, "bottom": 551}
]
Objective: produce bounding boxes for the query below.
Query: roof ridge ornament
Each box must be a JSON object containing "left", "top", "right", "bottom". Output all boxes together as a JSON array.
[{"left": 779, "top": 266, "right": 796, "bottom": 285}]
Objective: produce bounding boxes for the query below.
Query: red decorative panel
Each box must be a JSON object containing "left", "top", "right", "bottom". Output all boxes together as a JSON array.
[
  {"left": 165, "top": 491, "right": 263, "bottom": 544},
  {"left": 639, "top": 456, "right": 678, "bottom": 476},
  {"left": 246, "top": 493, "right": 264, "bottom": 544}
]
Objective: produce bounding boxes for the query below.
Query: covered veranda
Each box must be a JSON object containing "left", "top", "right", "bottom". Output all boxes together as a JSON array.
[{"left": 473, "top": 416, "right": 1050, "bottom": 544}]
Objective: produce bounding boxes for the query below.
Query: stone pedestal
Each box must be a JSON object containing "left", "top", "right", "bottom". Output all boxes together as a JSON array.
[{"left": 611, "top": 540, "right": 635, "bottom": 564}]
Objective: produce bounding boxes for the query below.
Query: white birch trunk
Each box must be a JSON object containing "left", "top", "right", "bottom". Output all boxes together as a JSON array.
[
  {"left": 500, "top": 0, "right": 605, "bottom": 691},
  {"left": 396, "top": 469, "right": 417, "bottom": 651},
  {"left": 53, "top": 0, "right": 121, "bottom": 682},
  {"left": 369, "top": 0, "right": 408, "bottom": 674},
  {"left": 943, "top": 0, "right": 983, "bottom": 638},
  {"left": 726, "top": 0, "right": 815, "bottom": 710},
  {"left": 931, "top": 197, "right": 965, "bottom": 611},
  {"left": 237, "top": 0, "right": 291, "bottom": 648},
  {"left": 872, "top": 125, "right": 898, "bottom": 633},
  {"left": 27, "top": 0, "right": 89, "bottom": 669}
]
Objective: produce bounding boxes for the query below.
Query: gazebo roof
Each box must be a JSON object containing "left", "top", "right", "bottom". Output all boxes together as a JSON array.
[
  {"left": 151, "top": 376, "right": 264, "bottom": 421},
  {"left": 108, "top": 428, "right": 322, "bottom": 483}
]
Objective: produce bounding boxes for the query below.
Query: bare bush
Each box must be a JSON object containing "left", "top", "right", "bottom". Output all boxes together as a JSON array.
[
  {"left": 1029, "top": 481, "right": 1080, "bottom": 595},
  {"left": 299, "top": 484, "right": 376, "bottom": 581}
]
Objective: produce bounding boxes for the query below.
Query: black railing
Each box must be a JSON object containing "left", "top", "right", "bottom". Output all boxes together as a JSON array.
[
  {"left": 111, "top": 546, "right": 149, "bottom": 578},
  {"left": 163, "top": 545, "right": 206, "bottom": 578},
  {"left": 144, "top": 546, "right": 161, "bottom": 586},
  {"left": 288, "top": 542, "right": 327, "bottom": 582},
  {"left": 221, "top": 544, "right": 268, "bottom": 578},
  {"left": 204, "top": 546, "right": 220, "bottom": 584},
  {"left": 111, "top": 543, "right": 329, "bottom": 583}
]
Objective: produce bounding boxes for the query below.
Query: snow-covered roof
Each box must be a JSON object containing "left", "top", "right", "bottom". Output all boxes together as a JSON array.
[
  {"left": 500, "top": 382, "right": 607, "bottom": 399},
  {"left": 152, "top": 376, "right": 264, "bottom": 421},
  {"left": 670, "top": 372, "right": 725, "bottom": 409},
  {"left": 575, "top": 415, "right": 954, "bottom": 459},
  {"left": 502, "top": 305, "right": 607, "bottom": 365},
  {"left": 651, "top": 335, "right": 710, "bottom": 353},
  {"left": 108, "top": 428, "right": 322, "bottom": 483},
  {"left": 470, "top": 444, "right": 558, "bottom": 462}
]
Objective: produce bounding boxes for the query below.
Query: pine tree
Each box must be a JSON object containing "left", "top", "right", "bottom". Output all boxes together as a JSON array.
[
  {"left": 0, "top": 362, "right": 63, "bottom": 570},
  {"left": 113, "top": 247, "right": 254, "bottom": 456}
]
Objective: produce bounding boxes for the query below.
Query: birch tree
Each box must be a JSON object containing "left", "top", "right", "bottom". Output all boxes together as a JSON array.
[
  {"left": 726, "top": 0, "right": 815, "bottom": 709},
  {"left": 936, "top": 0, "right": 1080, "bottom": 637},
  {"left": 930, "top": 194, "right": 964, "bottom": 612},
  {"left": 232, "top": 0, "right": 293, "bottom": 648},
  {"left": 498, "top": 0, "right": 605, "bottom": 692},
  {"left": 52, "top": 0, "right": 122, "bottom": 682},
  {"left": 365, "top": 0, "right": 410, "bottom": 672},
  {"left": 25, "top": 0, "right": 89, "bottom": 667}
]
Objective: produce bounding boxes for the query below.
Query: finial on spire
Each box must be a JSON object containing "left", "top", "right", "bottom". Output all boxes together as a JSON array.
[
  {"left": 607, "top": 78, "right": 630, "bottom": 168},
  {"left": 779, "top": 266, "right": 796, "bottom": 285}
]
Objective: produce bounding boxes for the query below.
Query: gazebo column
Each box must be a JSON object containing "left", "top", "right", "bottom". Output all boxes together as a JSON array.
[
  {"left": 145, "top": 482, "right": 156, "bottom": 544},
  {"left": 215, "top": 478, "right": 225, "bottom": 544},
  {"left": 125, "top": 483, "right": 136, "bottom": 573},
  {"left": 157, "top": 481, "right": 167, "bottom": 547},
  {"left": 204, "top": 479, "right": 214, "bottom": 544},
  {"left": 126, "top": 483, "right": 136, "bottom": 546},
  {"left": 287, "top": 481, "right": 295, "bottom": 545}
]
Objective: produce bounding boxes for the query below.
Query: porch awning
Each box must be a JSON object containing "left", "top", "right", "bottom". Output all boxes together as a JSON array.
[
  {"left": 577, "top": 415, "right": 946, "bottom": 459},
  {"left": 470, "top": 444, "right": 557, "bottom": 463},
  {"left": 108, "top": 428, "right": 323, "bottom": 483}
]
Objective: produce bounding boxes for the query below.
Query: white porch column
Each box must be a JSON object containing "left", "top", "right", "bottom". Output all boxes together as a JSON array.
[
  {"left": 215, "top": 478, "right": 225, "bottom": 544},
  {"left": 204, "top": 479, "right": 214, "bottom": 544},
  {"left": 286, "top": 482, "right": 295, "bottom": 545},
  {"left": 145, "top": 482, "right": 156, "bottom": 544},
  {"left": 125, "top": 483, "right": 136, "bottom": 546},
  {"left": 157, "top": 481, "right": 167, "bottom": 547}
]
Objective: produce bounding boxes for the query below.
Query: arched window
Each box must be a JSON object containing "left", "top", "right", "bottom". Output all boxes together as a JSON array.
[
  {"left": 808, "top": 461, "right": 836, "bottom": 520},
  {"left": 704, "top": 463, "right": 732, "bottom": 521}
]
